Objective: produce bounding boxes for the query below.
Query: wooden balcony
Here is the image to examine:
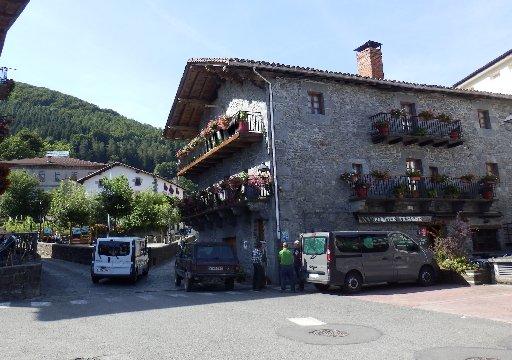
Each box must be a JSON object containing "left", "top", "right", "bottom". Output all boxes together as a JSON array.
[
  {"left": 177, "top": 111, "right": 264, "bottom": 176},
  {"left": 370, "top": 113, "right": 464, "bottom": 148}
]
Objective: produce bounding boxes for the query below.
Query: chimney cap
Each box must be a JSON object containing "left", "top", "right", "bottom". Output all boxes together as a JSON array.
[{"left": 354, "top": 40, "right": 382, "bottom": 52}]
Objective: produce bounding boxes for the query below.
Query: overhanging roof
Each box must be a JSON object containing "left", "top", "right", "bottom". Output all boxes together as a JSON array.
[
  {"left": 164, "top": 58, "right": 512, "bottom": 140},
  {"left": 453, "top": 49, "right": 512, "bottom": 87},
  {"left": 0, "top": 0, "right": 30, "bottom": 56}
]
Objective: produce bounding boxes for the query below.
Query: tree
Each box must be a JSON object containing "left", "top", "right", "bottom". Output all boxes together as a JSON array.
[
  {"left": 98, "top": 176, "right": 133, "bottom": 227},
  {"left": 49, "top": 180, "right": 93, "bottom": 231},
  {"left": 177, "top": 177, "right": 197, "bottom": 194},
  {"left": 0, "top": 170, "right": 50, "bottom": 220},
  {"left": 0, "top": 129, "right": 45, "bottom": 160},
  {"left": 154, "top": 162, "right": 177, "bottom": 180},
  {"left": 124, "top": 191, "right": 180, "bottom": 233}
]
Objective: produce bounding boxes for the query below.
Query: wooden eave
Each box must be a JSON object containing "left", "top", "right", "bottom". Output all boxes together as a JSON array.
[{"left": 0, "top": 0, "right": 30, "bottom": 56}]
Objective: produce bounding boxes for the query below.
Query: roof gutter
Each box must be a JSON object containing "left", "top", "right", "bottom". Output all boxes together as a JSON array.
[{"left": 252, "top": 67, "right": 281, "bottom": 241}]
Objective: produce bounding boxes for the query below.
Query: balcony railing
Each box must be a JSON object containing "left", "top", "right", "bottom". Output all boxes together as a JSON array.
[
  {"left": 181, "top": 183, "right": 271, "bottom": 220},
  {"left": 370, "top": 113, "right": 463, "bottom": 148},
  {"left": 350, "top": 175, "right": 495, "bottom": 200},
  {"left": 0, "top": 67, "right": 14, "bottom": 101},
  {"left": 177, "top": 111, "right": 264, "bottom": 176}
]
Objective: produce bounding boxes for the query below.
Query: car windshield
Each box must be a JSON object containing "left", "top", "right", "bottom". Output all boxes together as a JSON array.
[
  {"left": 98, "top": 241, "right": 131, "bottom": 257},
  {"left": 196, "top": 245, "right": 235, "bottom": 261},
  {"left": 303, "top": 236, "right": 327, "bottom": 255}
]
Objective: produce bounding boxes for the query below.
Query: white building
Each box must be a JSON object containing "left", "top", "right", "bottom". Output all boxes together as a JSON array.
[
  {"left": 77, "top": 162, "right": 184, "bottom": 199},
  {"left": 0, "top": 156, "right": 105, "bottom": 191},
  {"left": 454, "top": 49, "right": 512, "bottom": 95}
]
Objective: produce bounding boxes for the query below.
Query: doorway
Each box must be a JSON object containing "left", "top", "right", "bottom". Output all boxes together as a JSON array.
[{"left": 223, "top": 237, "right": 237, "bottom": 255}]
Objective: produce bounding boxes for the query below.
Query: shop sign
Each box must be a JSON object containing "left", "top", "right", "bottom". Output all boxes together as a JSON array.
[{"left": 358, "top": 215, "right": 432, "bottom": 224}]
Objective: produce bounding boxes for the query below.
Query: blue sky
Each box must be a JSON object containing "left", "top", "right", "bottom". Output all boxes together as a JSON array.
[{"left": 2, "top": 0, "right": 511, "bottom": 128}]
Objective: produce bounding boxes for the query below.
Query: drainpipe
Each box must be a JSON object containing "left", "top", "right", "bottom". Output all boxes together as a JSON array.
[{"left": 252, "top": 67, "right": 281, "bottom": 241}]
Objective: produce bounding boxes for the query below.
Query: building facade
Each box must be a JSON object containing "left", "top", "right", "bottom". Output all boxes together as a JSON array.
[
  {"left": 454, "top": 49, "right": 512, "bottom": 95},
  {"left": 164, "top": 44, "right": 512, "bottom": 281},
  {"left": 78, "top": 162, "right": 184, "bottom": 199},
  {"left": 1, "top": 156, "right": 105, "bottom": 191}
]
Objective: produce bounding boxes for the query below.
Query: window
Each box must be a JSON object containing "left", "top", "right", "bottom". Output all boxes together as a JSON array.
[
  {"left": 478, "top": 110, "right": 491, "bottom": 129},
  {"left": 303, "top": 236, "right": 327, "bottom": 255},
  {"left": 38, "top": 171, "right": 45, "bottom": 182},
  {"left": 54, "top": 172, "right": 61, "bottom": 182},
  {"left": 390, "top": 233, "right": 420, "bottom": 253},
  {"left": 406, "top": 158, "right": 423, "bottom": 174},
  {"left": 308, "top": 91, "right": 324, "bottom": 115},
  {"left": 361, "top": 235, "right": 389, "bottom": 253},
  {"left": 70, "top": 172, "right": 78, "bottom": 181},
  {"left": 352, "top": 163, "right": 363, "bottom": 175},
  {"left": 335, "top": 236, "right": 361, "bottom": 253},
  {"left": 472, "top": 229, "right": 500, "bottom": 252},
  {"left": 134, "top": 177, "right": 142, "bottom": 186},
  {"left": 429, "top": 167, "right": 439, "bottom": 178},
  {"left": 486, "top": 162, "right": 499, "bottom": 178},
  {"left": 400, "top": 102, "right": 417, "bottom": 118}
]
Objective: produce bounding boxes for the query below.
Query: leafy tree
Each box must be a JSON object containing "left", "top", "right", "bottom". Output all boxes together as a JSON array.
[
  {"left": 98, "top": 176, "right": 133, "bottom": 227},
  {"left": 0, "top": 170, "right": 50, "bottom": 220},
  {"left": 124, "top": 191, "right": 180, "bottom": 233},
  {"left": 177, "top": 177, "right": 197, "bottom": 194},
  {"left": 154, "top": 161, "right": 177, "bottom": 180},
  {"left": 0, "top": 129, "right": 45, "bottom": 160},
  {"left": 49, "top": 180, "right": 93, "bottom": 231}
]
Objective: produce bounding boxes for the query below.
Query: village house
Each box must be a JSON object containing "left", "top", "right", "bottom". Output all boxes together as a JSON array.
[
  {"left": 163, "top": 42, "right": 512, "bottom": 281},
  {"left": 77, "top": 161, "right": 184, "bottom": 199}
]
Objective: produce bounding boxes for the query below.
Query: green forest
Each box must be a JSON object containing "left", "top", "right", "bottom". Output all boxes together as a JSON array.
[{"left": 0, "top": 82, "right": 183, "bottom": 175}]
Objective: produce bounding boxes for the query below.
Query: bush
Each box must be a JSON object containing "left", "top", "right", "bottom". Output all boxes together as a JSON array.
[{"left": 434, "top": 214, "right": 473, "bottom": 273}]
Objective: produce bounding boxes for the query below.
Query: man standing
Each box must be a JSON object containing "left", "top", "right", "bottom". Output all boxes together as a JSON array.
[
  {"left": 293, "top": 240, "right": 304, "bottom": 291},
  {"left": 278, "top": 242, "right": 295, "bottom": 292},
  {"left": 252, "top": 242, "right": 265, "bottom": 291}
]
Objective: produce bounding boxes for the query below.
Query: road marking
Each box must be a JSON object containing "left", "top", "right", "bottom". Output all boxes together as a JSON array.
[
  {"left": 226, "top": 291, "right": 243, "bottom": 295},
  {"left": 198, "top": 292, "right": 216, "bottom": 296},
  {"left": 105, "top": 297, "right": 121, "bottom": 303},
  {"left": 0, "top": 302, "right": 11, "bottom": 308},
  {"left": 287, "top": 317, "right": 326, "bottom": 326},
  {"left": 70, "top": 299, "right": 88, "bottom": 305},
  {"left": 168, "top": 293, "right": 188, "bottom": 298},
  {"left": 30, "top": 301, "right": 51, "bottom": 307},
  {"left": 137, "top": 294, "right": 155, "bottom": 301}
]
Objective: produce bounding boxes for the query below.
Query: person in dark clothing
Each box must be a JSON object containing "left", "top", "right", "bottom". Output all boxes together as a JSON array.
[
  {"left": 293, "top": 240, "right": 305, "bottom": 291},
  {"left": 252, "top": 242, "right": 265, "bottom": 290}
]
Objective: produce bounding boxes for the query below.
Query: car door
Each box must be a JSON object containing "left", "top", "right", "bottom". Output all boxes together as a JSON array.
[
  {"left": 333, "top": 234, "right": 363, "bottom": 283},
  {"left": 302, "top": 233, "right": 329, "bottom": 283},
  {"left": 361, "top": 234, "right": 396, "bottom": 283},
  {"left": 388, "top": 232, "right": 424, "bottom": 281}
]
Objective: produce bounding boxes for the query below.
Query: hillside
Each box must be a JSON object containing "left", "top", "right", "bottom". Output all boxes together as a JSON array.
[{"left": 0, "top": 82, "right": 182, "bottom": 173}]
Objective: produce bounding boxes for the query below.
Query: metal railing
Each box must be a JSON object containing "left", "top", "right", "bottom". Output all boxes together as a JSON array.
[
  {"left": 350, "top": 175, "right": 494, "bottom": 200},
  {"left": 370, "top": 112, "right": 462, "bottom": 139},
  {"left": 0, "top": 232, "right": 39, "bottom": 267},
  {"left": 178, "top": 111, "right": 264, "bottom": 169}
]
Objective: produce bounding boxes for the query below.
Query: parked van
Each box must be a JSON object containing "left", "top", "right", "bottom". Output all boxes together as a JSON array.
[
  {"left": 91, "top": 237, "right": 149, "bottom": 283},
  {"left": 301, "top": 231, "right": 436, "bottom": 293}
]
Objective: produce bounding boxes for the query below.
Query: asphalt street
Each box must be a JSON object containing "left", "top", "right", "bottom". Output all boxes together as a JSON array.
[{"left": 1, "top": 259, "right": 511, "bottom": 360}]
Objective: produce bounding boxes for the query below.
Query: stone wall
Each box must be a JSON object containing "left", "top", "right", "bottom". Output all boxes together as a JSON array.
[{"left": 0, "top": 262, "right": 41, "bottom": 300}]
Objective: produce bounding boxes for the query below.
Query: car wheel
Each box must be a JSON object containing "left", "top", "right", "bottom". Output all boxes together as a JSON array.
[
  {"left": 225, "top": 278, "right": 235, "bottom": 291},
  {"left": 91, "top": 275, "right": 100, "bottom": 284},
  {"left": 314, "top": 283, "right": 330, "bottom": 292},
  {"left": 184, "top": 277, "right": 193, "bottom": 292},
  {"left": 175, "top": 274, "right": 182, "bottom": 287},
  {"left": 344, "top": 272, "right": 363, "bottom": 294},
  {"left": 418, "top": 266, "right": 435, "bottom": 287}
]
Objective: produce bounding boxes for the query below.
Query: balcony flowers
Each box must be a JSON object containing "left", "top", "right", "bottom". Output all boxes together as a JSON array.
[
  {"left": 479, "top": 174, "right": 498, "bottom": 200},
  {"left": 443, "top": 184, "right": 461, "bottom": 199},
  {"left": 460, "top": 174, "right": 475, "bottom": 183},
  {"left": 353, "top": 179, "right": 370, "bottom": 199},
  {"left": 370, "top": 170, "right": 390, "bottom": 181},
  {"left": 418, "top": 109, "right": 435, "bottom": 121},
  {"left": 374, "top": 119, "right": 389, "bottom": 136},
  {"left": 406, "top": 169, "right": 422, "bottom": 181},
  {"left": 430, "top": 174, "right": 449, "bottom": 184},
  {"left": 237, "top": 111, "right": 249, "bottom": 133},
  {"left": 437, "top": 113, "right": 452, "bottom": 123},
  {"left": 389, "top": 108, "right": 407, "bottom": 119},
  {"left": 393, "top": 184, "right": 408, "bottom": 199}
]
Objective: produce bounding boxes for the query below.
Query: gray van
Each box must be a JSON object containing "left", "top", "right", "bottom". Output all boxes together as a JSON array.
[{"left": 301, "top": 231, "right": 436, "bottom": 293}]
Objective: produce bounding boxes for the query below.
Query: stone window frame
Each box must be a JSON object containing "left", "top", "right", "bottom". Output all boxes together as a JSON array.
[
  {"left": 307, "top": 91, "right": 324, "bottom": 115},
  {"left": 477, "top": 109, "right": 492, "bottom": 129},
  {"left": 345, "top": 159, "right": 369, "bottom": 175},
  {"left": 486, "top": 162, "right": 500, "bottom": 179},
  {"left": 303, "top": 81, "right": 330, "bottom": 119}
]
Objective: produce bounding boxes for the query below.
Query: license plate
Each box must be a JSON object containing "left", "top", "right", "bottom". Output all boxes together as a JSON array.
[
  {"left": 98, "top": 267, "right": 109, "bottom": 272},
  {"left": 208, "top": 266, "right": 223, "bottom": 271},
  {"left": 309, "top": 273, "right": 319, "bottom": 278}
]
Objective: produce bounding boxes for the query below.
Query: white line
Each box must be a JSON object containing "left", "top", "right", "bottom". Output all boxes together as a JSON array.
[
  {"left": 70, "top": 300, "right": 88, "bottom": 305},
  {"left": 197, "top": 292, "right": 216, "bottom": 296},
  {"left": 30, "top": 301, "right": 51, "bottom": 307},
  {"left": 137, "top": 294, "right": 155, "bottom": 301},
  {"left": 287, "top": 317, "right": 326, "bottom": 326},
  {"left": 0, "top": 302, "right": 11, "bottom": 308},
  {"left": 105, "top": 297, "right": 120, "bottom": 303},
  {"left": 168, "top": 293, "right": 188, "bottom": 298}
]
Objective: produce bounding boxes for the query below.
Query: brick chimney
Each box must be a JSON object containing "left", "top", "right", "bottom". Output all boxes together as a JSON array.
[{"left": 354, "top": 40, "right": 384, "bottom": 79}]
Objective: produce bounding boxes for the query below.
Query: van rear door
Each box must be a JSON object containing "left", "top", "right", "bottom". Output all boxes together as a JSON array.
[
  {"left": 302, "top": 233, "right": 329, "bottom": 283},
  {"left": 94, "top": 240, "right": 132, "bottom": 276}
]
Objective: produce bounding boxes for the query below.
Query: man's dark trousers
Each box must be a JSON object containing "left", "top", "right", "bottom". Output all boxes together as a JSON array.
[{"left": 253, "top": 263, "right": 265, "bottom": 290}]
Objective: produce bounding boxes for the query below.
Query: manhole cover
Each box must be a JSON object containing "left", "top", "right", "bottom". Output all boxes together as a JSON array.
[
  {"left": 415, "top": 347, "right": 512, "bottom": 360},
  {"left": 277, "top": 323, "right": 382, "bottom": 345},
  {"left": 309, "top": 329, "right": 349, "bottom": 338}
]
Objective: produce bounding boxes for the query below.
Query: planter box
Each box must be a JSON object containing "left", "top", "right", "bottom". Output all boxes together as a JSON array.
[
  {"left": 489, "top": 258, "right": 512, "bottom": 284},
  {"left": 461, "top": 269, "right": 491, "bottom": 285}
]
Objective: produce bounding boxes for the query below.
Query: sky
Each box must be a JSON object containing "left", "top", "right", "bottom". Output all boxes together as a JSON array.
[{"left": 2, "top": 0, "right": 511, "bottom": 128}]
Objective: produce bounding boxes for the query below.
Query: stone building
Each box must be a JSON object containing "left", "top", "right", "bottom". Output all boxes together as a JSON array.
[{"left": 163, "top": 41, "right": 512, "bottom": 281}]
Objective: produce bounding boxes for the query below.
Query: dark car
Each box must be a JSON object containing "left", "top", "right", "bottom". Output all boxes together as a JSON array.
[{"left": 175, "top": 242, "right": 240, "bottom": 292}]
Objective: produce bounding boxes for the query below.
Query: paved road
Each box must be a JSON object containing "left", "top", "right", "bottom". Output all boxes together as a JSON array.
[{"left": 1, "top": 259, "right": 512, "bottom": 360}]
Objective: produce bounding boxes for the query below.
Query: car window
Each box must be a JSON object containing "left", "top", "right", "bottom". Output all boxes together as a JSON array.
[
  {"left": 361, "top": 235, "right": 389, "bottom": 253},
  {"left": 390, "top": 233, "right": 420, "bottom": 252},
  {"left": 303, "top": 236, "right": 327, "bottom": 255},
  {"left": 335, "top": 236, "right": 361, "bottom": 253},
  {"left": 196, "top": 245, "right": 235, "bottom": 260},
  {"left": 98, "top": 241, "right": 130, "bottom": 256}
]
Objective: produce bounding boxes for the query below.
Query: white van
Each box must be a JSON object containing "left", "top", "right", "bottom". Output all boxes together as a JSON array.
[{"left": 91, "top": 237, "right": 149, "bottom": 283}]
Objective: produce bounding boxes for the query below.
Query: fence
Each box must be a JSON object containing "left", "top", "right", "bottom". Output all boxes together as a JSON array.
[{"left": 0, "top": 232, "right": 39, "bottom": 267}]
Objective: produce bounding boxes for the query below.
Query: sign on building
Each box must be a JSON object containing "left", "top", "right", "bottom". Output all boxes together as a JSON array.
[{"left": 358, "top": 215, "right": 433, "bottom": 224}]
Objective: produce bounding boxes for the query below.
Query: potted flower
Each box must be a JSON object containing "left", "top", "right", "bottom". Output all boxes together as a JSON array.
[
  {"left": 413, "top": 128, "right": 428, "bottom": 136},
  {"left": 426, "top": 189, "right": 438, "bottom": 198},
  {"left": 406, "top": 170, "right": 422, "bottom": 181},
  {"left": 216, "top": 116, "right": 230, "bottom": 141},
  {"left": 418, "top": 109, "right": 435, "bottom": 121},
  {"left": 460, "top": 174, "right": 475, "bottom": 183},
  {"left": 237, "top": 111, "right": 250, "bottom": 133},
  {"left": 353, "top": 179, "right": 369, "bottom": 199},
  {"left": 437, "top": 113, "right": 452, "bottom": 123},
  {"left": 430, "top": 174, "right": 449, "bottom": 184},
  {"left": 374, "top": 119, "right": 389, "bottom": 136},
  {"left": 370, "top": 170, "right": 390, "bottom": 181},
  {"left": 449, "top": 129, "right": 460, "bottom": 140},
  {"left": 480, "top": 174, "right": 498, "bottom": 185},
  {"left": 246, "top": 173, "right": 271, "bottom": 199},
  {"left": 443, "top": 184, "right": 461, "bottom": 199},
  {"left": 389, "top": 108, "right": 406, "bottom": 119},
  {"left": 479, "top": 175, "right": 497, "bottom": 200},
  {"left": 393, "top": 184, "right": 408, "bottom": 199},
  {"left": 340, "top": 171, "right": 358, "bottom": 183}
]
